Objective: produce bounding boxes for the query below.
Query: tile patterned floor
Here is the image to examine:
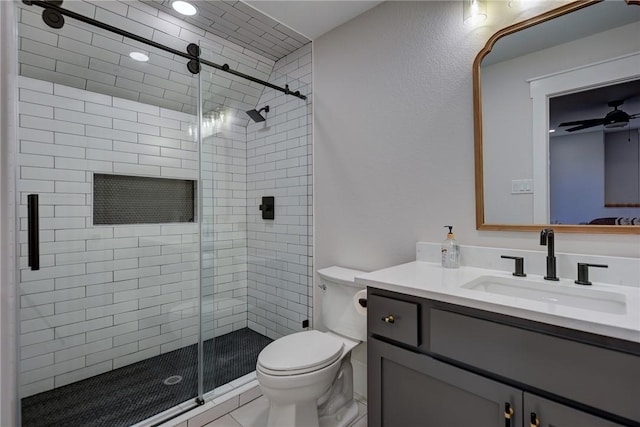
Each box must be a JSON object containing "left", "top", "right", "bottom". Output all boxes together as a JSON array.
[
  {"left": 204, "top": 395, "right": 368, "bottom": 427},
  {"left": 21, "top": 328, "right": 272, "bottom": 427}
]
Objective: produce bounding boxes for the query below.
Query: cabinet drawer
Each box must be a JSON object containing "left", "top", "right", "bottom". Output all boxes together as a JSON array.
[{"left": 368, "top": 293, "right": 420, "bottom": 347}]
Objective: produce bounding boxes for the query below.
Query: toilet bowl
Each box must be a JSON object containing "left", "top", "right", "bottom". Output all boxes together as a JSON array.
[{"left": 256, "top": 267, "right": 367, "bottom": 427}]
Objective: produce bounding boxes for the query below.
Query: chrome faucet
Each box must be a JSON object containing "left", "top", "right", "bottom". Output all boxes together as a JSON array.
[{"left": 540, "top": 228, "right": 559, "bottom": 281}]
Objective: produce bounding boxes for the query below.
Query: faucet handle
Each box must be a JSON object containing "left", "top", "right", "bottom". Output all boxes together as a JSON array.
[
  {"left": 575, "top": 263, "right": 608, "bottom": 286},
  {"left": 501, "top": 255, "right": 526, "bottom": 277}
]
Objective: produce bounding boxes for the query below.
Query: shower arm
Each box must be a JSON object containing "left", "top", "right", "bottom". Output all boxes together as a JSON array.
[{"left": 22, "top": 0, "right": 307, "bottom": 101}]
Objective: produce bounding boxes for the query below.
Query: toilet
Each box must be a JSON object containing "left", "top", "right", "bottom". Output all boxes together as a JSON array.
[{"left": 256, "top": 266, "right": 367, "bottom": 427}]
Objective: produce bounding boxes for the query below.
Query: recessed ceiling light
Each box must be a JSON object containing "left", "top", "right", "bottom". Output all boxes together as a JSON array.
[
  {"left": 548, "top": 129, "right": 555, "bottom": 133},
  {"left": 172, "top": 1, "right": 197, "bottom": 16},
  {"left": 129, "top": 52, "right": 149, "bottom": 62}
]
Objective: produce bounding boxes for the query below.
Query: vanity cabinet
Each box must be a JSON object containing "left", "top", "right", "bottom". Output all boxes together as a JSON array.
[
  {"left": 367, "top": 288, "right": 640, "bottom": 427},
  {"left": 369, "top": 337, "right": 523, "bottom": 427}
]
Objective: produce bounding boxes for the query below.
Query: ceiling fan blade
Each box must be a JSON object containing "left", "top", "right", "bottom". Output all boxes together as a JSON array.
[
  {"left": 565, "top": 121, "right": 605, "bottom": 132},
  {"left": 629, "top": 113, "right": 640, "bottom": 119},
  {"left": 559, "top": 118, "right": 604, "bottom": 128}
]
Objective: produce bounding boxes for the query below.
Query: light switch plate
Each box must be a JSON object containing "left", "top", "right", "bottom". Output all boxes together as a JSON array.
[{"left": 511, "top": 179, "right": 533, "bottom": 194}]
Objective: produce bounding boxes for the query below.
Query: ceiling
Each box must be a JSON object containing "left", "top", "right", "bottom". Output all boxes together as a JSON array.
[
  {"left": 243, "top": 1, "right": 384, "bottom": 40},
  {"left": 550, "top": 79, "right": 640, "bottom": 134},
  {"left": 17, "top": 0, "right": 379, "bottom": 119},
  {"left": 142, "top": 0, "right": 311, "bottom": 61},
  {"left": 16, "top": 0, "right": 317, "bottom": 121}
]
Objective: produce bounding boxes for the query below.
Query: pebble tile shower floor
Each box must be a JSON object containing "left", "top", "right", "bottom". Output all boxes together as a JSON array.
[{"left": 21, "top": 328, "right": 272, "bottom": 427}]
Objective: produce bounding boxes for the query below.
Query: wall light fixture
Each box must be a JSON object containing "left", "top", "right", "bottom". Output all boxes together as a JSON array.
[{"left": 463, "top": 0, "right": 487, "bottom": 25}]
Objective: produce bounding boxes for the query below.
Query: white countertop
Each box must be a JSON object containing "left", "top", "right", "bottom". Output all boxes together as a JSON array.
[{"left": 356, "top": 261, "right": 640, "bottom": 344}]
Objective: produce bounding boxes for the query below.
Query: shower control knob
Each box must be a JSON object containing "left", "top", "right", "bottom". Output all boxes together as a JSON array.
[{"left": 259, "top": 196, "right": 274, "bottom": 219}]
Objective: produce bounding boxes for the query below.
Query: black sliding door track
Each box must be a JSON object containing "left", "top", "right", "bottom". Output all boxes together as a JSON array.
[{"left": 24, "top": 0, "right": 307, "bottom": 100}]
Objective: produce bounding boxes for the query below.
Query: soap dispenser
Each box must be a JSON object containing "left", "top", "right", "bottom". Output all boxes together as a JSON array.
[{"left": 441, "top": 226, "right": 460, "bottom": 269}]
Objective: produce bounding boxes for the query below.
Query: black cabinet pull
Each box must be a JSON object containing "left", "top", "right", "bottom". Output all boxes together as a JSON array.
[
  {"left": 530, "top": 412, "right": 540, "bottom": 427},
  {"left": 27, "top": 194, "right": 40, "bottom": 271},
  {"left": 381, "top": 315, "right": 395, "bottom": 323},
  {"left": 504, "top": 402, "right": 514, "bottom": 427}
]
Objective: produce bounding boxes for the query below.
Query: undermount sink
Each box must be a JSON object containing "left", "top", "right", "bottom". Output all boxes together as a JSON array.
[{"left": 462, "top": 275, "right": 627, "bottom": 315}]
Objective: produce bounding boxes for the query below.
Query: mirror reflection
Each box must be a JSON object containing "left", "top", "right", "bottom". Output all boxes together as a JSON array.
[
  {"left": 478, "top": 0, "right": 640, "bottom": 230},
  {"left": 549, "top": 80, "right": 640, "bottom": 225}
]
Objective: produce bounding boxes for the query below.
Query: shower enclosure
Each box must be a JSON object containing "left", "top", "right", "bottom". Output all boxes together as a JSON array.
[{"left": 14, "top": 1, "right": 312, "bottom": 425}]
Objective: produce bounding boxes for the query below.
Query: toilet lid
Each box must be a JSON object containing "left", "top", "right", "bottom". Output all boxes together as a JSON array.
[{"left": 258, "top": 330, "right": 344, "bottom": 375}]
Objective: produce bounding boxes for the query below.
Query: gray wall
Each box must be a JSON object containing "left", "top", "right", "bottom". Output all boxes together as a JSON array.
[
  {"left": 550, "top": 130, "right": 640, "bottom": 224},
  {"left": 313, "top": 1, "right": 640, "bottom": 323},
  {"left": 605, "top": 129, "right": 640, "bottom": 208},
  {"left": 550, "top": 132, "right": 605, "bottom": 224}
]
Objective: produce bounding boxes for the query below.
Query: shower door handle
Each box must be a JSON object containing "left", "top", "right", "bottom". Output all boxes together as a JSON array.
[{"left": 27, "top": 194, "right": 40, "bottom": 271}]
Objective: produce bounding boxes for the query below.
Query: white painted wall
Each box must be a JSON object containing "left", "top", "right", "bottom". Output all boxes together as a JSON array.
[
  {"left": 314, "top": 1, "right": 640, "bottom": 402},
  {"left": 313, "top": 1, "right": 640, "bottom": 313}
]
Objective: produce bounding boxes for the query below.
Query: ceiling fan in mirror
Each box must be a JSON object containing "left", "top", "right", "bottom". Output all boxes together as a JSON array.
[{"left": 558, "top": 100, "right": 640, "bottom": 132}]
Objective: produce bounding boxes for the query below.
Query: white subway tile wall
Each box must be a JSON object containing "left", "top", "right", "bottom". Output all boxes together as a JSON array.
[
  {"left": 18, "top": 76, "right": 227, "bottom": 398},
  {"left": 246, "top": 44, "right": 313, "bottom": 340},
  {"left": 17, "top": 43, "right": 312, "bottom": 399},
  {"left": 201, "top": 116, "right": 249, "bottom": 341},
  {"left": 18, "top": 75, "right": 198, "bottom": 397}
]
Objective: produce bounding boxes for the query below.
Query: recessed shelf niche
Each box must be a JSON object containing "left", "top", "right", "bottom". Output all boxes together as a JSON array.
[{"left": 93, "top": 173, "right": 196, "bottom": 225}]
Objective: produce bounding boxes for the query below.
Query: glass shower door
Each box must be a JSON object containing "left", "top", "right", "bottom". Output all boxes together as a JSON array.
[
  {"left": 198, "top": 48, "right": 255, "bottom": 396},
  {"left": 197, "top": 42, "right": 313, "bottom": 398},
  {"left": 16, "top": 20, "right": 202, "bottom": 425}
]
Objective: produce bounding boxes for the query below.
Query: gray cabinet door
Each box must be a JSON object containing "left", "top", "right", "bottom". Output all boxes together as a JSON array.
[
  {"left": 524, "top": 393, "right": 627, "bottom": 427},
  {"left": 369, "top": 337, "right": 523, "bottom": 427},
  {"left": 430, "top": 309, "right": 640, "bottom": 422}
]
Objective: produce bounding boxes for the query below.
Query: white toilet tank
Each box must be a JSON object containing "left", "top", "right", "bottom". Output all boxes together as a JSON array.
[{"left": 317, "top": 266, "right": 367, "bottom": 342}]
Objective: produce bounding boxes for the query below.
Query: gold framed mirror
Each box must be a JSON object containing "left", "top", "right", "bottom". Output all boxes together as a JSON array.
[{"left": 474, "top": 0, "right": 640, "bottom": 234}]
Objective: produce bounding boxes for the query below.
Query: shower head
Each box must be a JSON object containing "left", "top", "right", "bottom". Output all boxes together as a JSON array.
[{"left": 246, "top": 105, "right": 270, "bottom": 122}]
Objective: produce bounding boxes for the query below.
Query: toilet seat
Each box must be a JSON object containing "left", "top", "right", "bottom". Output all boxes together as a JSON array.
[{"left": 257, "top": 330, "right": 344, "bottom": 376}]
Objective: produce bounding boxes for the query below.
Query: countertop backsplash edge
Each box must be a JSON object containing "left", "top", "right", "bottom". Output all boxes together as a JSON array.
[{"left": 416, "top": 242, "right": 640, "bottom": 288}]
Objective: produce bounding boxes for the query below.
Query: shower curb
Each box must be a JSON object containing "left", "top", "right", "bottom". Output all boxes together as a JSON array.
[{"left": 139, "top": 379, "right": 262, "bottom": 427}]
